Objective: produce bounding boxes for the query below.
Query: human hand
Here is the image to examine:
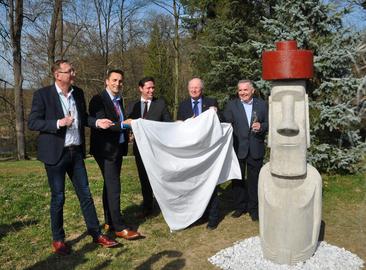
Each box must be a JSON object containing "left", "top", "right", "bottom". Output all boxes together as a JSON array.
[
  {"left": 59, "top": 115, "right": 74, "bottom": 127},
  {"left": 251, "top": 122, "right": 261, "bottom": 132},
  {"left": 123, "top": 119, "right": 133, "bottom": 126},
  {"left": 97, "top": 119, "right": 114, "bottom": 129}
]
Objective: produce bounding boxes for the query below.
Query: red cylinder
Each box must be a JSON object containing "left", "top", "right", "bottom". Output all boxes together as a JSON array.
[{"left": 262, "top": 40, "right": 313, "bottom": 80}]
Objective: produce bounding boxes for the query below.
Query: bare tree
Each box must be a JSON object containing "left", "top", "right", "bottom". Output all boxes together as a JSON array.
[
  {"left": 152, "top": 0, "right": 183, "bottom": 119},
  {"left": 8, "top": 0, "right": 26, "bottom": 159}
]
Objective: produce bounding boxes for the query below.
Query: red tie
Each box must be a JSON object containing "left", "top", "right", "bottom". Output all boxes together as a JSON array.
[{"left": 142, "top": 101, "right": 148, "bottom": 119}]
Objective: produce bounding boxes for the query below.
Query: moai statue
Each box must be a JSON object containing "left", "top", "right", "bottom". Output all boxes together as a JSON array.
[{"left": 258, "top": 40, "right": 322, "bottom": 265}]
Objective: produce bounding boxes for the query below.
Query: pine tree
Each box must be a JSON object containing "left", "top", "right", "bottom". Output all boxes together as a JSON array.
[{"left": 252, "top": 0, "right": 366, "bottom": 173}]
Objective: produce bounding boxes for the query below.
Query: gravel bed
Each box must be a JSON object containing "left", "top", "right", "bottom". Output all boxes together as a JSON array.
[{"left": 208, "top": 236, "right": 364, "bottom": 270}]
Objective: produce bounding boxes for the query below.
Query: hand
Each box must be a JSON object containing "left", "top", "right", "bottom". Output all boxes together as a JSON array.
[
  {"left": 129, "top": 132, "right": 135, "bottom": 143},
  {"left": 209, "top": 106, "right": 218, "bottom": 112},
  {"left": 251, "top": 122, "right": 261, "bottom": 132},
  {"left": 59, "top": 115, "right": 74, "bottom": 127},
  {"left": 123, "top": 118, "right": 133, "bottom": 126},
  {"left": 97, "top": 119, "right": 114, "bottom": 129}
]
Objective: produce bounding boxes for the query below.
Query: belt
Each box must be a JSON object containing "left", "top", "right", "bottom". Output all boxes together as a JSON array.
[{"left": 64, "top": 145, "right": 81, "bottom": 151}]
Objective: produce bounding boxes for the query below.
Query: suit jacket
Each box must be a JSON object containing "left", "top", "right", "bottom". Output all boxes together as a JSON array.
[
  {"left": 126, "top": 97, "right": 171, "bottom": 122},
  {"left": 177, "top": 96, "right": 219, "bottom": 121},
  {"left": 89, "top": 90, "right": 128, "bottom": 160},
  {"left": 126, "top": 97, "right": 171, "bottom": 155},
  {"left": 28, "top": 85, "right": 95, "bottom": 165},
  {"left": 223, "top": 97, "right": 268, "bottom": 160}
]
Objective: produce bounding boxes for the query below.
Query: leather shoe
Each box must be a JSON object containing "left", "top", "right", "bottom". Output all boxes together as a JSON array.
[
  {"left": 115, "top": 229, "right": 141, "bottom": 240},
  {"left": 231, "top": 209, "right": 247, "bottom": 218},
  {"left": 206, "top": 220, "right": 219, "bottom": 230},
  {"left": 52, "top": 241, "right": 70, "bottom": 255},
  {"left": 250, "top": 212, "right": 259, "bottom": 221},
  {"left": 94, "top": 234, "right": 119, "bottom": 248}
]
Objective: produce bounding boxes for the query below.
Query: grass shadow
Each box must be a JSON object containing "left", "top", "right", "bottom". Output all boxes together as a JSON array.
[
  {"left": 25, "top": 231, "right": 125, "bottom": 270},
  {"left": 135, "top": 250, "right": 185, "bottom": 270},
  {"left": 0, "top": 219, "right": 39, "bottom": 240}
]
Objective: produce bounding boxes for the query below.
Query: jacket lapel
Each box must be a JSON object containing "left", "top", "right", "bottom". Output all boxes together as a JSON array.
[
  {"left": 101, "top": 90, "right": 119, "bottom": 121},
  {"left": 236, "top": 98, "right": 250, "bottom": 128},
  {"left": 51, "top": 85, "right": 66, "bottom": 119}
]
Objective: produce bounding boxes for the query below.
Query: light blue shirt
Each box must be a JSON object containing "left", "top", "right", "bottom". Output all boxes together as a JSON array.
[
  {"left": 55, "top": 83, "right": 81, "bottom": 147},
  {"left": 191, "top": 97, "right": 202, "bottom": 116},
  {"left": 106, "top": 89, "right": 125, "bottom": 144},
  {"left": 241, "top": 98, "right": 253, "bottom": 127}
]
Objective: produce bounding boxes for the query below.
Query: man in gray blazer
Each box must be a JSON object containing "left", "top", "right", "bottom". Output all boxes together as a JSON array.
[{"left": 223, "top": 80, "right": 268, "bottom": 221}]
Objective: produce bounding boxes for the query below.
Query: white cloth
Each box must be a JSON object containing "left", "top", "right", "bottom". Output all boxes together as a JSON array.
[{"left": 131, "top": 109, "right": 241, "bottom": 230}]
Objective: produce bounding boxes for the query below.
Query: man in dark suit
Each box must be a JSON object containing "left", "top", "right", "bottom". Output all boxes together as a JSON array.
[
  {"left": 89, "top": 69, "right": 141, "bottom": 240},
  {"left": 28, "top": 60, "right": 119, "bottom": 255},
  {"left": 177, "top": 78, "right": 220, "bottom": 230},
  {"left": 223, "top": 80, "right": 268, "bottom": 221},
  {"left": 126, "top": 77, "right": 171, "bottom": 218}
]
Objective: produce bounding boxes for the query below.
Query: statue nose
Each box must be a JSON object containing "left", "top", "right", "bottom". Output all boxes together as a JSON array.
[{"left": 277, "top": 94, "right": 299, "bottom": 136}]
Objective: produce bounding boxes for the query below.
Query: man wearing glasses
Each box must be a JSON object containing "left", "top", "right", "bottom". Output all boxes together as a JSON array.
[{"left": 29, "top": 60, "right": 119, "bottom": 255}]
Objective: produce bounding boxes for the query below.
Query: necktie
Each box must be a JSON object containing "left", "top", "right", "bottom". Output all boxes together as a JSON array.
[
  {"left": 193, "top": 100, "right": 199, "bottom": 117},
  {"left": 113, "top": 99, "right": 121, "bottom": 119},
  {"left": 142, "top": 101, "right": 148, "bottom": 119}
]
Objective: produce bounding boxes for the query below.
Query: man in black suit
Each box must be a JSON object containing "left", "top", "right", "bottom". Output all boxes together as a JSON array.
[
  {"left": 126, "top": 77, "right": 171, "bottom": 218},
  {"left": 177, "top": 77, "right": 220, "bottom": 230},
  {"left": 89, "top": 69, "right": 141, "bottom": 240},
  {"left": 28, "top": 60, "right": 118, "bottom": 255},
  {"left": 223, "top": 80, "right": 268, "bottom": 221}
]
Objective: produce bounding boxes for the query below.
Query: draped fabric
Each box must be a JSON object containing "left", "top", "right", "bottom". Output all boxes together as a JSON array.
[{"left": 131, "top": 109, "right": 241, "bottom": 230}]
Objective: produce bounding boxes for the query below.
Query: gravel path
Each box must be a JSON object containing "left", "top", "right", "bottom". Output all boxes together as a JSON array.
[{"left": 209, "top": 236, "right": 364, "bottom": 270}]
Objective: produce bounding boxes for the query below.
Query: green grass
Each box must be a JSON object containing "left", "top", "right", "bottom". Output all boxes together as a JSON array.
[{"left": 0, "top": 159, "right": 365, "bottom": 270}]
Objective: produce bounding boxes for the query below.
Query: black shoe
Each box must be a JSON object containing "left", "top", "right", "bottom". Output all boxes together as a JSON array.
[
  {"left": 206, "top": 220, "right": 219, "bottom": 230},
  {"left": 250, "top": 212, "right": 259, "bottom": 221},
  {"left": 231, "top": 209, "right": 247, "bottom": 218}
]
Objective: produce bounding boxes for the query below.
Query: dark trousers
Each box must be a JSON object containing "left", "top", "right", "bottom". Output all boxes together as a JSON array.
[
  {"left": 205, "top": 187, "right": 219, "bottom": 223},
  {"left": 232, "top": 155, "right": 263, "bottom": 214},
  {"left": 94, "top": 146, "right": 128, "bottom": 232},
  {"left": 45, "top": 146, "right": 101, "bottom": 241},
  {"left": 133, "top": 143, "right": 153, "bottom": 212}
]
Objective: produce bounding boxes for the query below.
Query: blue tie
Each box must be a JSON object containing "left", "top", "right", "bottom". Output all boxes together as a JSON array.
[{"left": 193, "top": 101, "right": 199, "bottom": 117}]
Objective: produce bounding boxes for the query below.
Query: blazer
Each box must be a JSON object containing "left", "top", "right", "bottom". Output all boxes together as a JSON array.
[
  {"left": 89, "top": 90, "right": 128, "bottom": 159},
  {"left": 223, "top": 97, "right": 268, "bottom": 160},
  {"left": 28, "top": 85, "right": 95, "bottom": 165},
  {"left": 126, "top": 97, "right": 172, "bottom": 122},
  {"left": 177, "top": 96, "right": 219, "bottom": 121}
]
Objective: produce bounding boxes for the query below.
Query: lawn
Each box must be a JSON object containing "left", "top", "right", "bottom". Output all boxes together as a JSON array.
[{"left": 0, "top": 158, "right": 365, "bottom": 270}]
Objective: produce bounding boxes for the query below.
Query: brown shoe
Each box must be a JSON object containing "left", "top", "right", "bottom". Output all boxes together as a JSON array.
[
  {"left": 52, "top": 241, "right": 71, "bottom": 255},
  {"left": 94, "top": 234, "right": 119, "bottom": 248},
  {"left": 115, "top": 229, "right": 141, "bottom": 240}
]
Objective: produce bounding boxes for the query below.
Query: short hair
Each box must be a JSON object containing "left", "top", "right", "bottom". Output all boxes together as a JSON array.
[
  {"left": 106, "top": 69, "right": 124, "bottom": 79},
  {"left": 139, "top": 76, "right": 155, "bottom": 87},
  {"left": 51, "top": 59, "right": 70, "bottom": 73},
  {"left": 188, "top": 77, "right": 204, "bottom": 89},
  {"left": 237, "top": 79, "right": 254, "bottom": 88}
]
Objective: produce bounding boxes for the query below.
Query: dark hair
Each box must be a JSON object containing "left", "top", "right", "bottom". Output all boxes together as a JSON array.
[
  {"left": 106, "top": 69, "right": 124, "bottom": 79},
  {"left": 138, "top": 76, "right": 155, "bottom": 87},
  {"left": 51, "top": 59, "right": 70, "bottom": 73}
]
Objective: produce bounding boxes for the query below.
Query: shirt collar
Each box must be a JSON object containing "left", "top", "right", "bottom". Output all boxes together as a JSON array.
[
  {"left": 106, "top": 89, "right": 120, "bottom": 101},
  {"left": 241, "top": 98, "right": 253, "bottom": 105},
  {"left": 191, "top": 97, "right": 202, "bottom": 104},
  {"left": 141, "top": 97, "right": 151, "bottom": 103},
  {"left": 55, "top": 83, "right": 73, "bottom": 97}
]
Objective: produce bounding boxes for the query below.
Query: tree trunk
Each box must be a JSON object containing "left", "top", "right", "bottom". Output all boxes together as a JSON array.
[
  {"left": 48, "top": 0, "right": 62, "bottom": 80},
  {"left": 9, "top": 0, "right": 26, "bottom": 160},
  {"left": 173, "top": 0, "right": 180, "bottom": 119}
]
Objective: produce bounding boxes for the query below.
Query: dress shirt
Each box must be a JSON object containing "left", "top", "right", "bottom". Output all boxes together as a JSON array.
[
  {"left": 140, "top": 98, "right": 151, "bottom": 118},
  {"left": 55, "top": 83, "right": 81, "bottom": 146},
  {"left": 191, "top": 97, "right": 202, "bottom": 116},
  {"left": 241, "top": 98, "right": 253, "bottom": 127},
  {"left": 106, "top": 89, "right": 125, "bottom": 144}
]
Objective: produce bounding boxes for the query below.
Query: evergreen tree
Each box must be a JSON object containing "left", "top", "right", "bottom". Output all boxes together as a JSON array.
[{"left": 252, "top": 0, "right": 365, "bottom": 173}]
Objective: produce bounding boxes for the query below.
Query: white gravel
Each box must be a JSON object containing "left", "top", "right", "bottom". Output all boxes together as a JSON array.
[{"left": 208, "top": 236, "right": 364, "bottom": 270}]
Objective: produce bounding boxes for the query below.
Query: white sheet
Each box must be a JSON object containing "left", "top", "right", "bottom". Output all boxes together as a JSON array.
[{"left": 131, "top": 109, "right": 241, "bottom": 230}]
